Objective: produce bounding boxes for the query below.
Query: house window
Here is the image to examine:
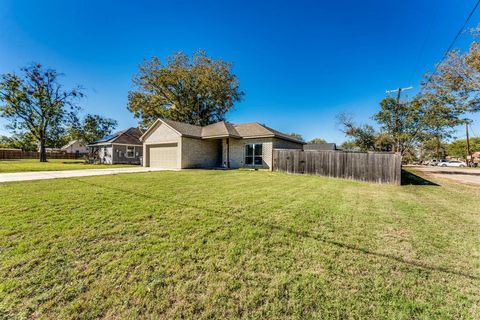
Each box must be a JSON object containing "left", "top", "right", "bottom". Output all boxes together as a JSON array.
[
  {"left": 126, "top": 146, "right": 135, "bottom": 158},
  {"left": 245, "top": 144, "right": 263, "bottom": 165}
]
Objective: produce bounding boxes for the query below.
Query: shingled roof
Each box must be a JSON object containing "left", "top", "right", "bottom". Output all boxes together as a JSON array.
[
  {"left": 141, "top": 119, "right": 303, "bottom": 144},
  {"left": 89, "top": 127, "right": 144, "bottom": 146},
  {"left": 161, "top": 119, "right": 203, "bottom": 137},
  {"left": 202, "top": 121, "right": 241, "bottom": 138}
]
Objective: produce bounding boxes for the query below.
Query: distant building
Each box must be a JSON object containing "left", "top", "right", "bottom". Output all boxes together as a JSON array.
[
  {"left": 303, "top": 143, "right": 337, "bottom": 151},
  {"left": 0, "top": 148, "right": 21, "bottom": 151},
  {"left": 472, "top": 151, "right": 480, "bottom": 165},
  {"left": 61, "top": 140, "right": 88, "bottom": 154},
  {"left": 36, "top": 145, "right": 62, "bottom": 153}
]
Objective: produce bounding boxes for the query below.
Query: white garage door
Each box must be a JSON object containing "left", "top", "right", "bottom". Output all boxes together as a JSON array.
[{"left": 148, "top": 144, "right": 178, "bottom": 168}]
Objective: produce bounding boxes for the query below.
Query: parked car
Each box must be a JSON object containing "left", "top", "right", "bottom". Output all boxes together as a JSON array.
[
  {"left": 429, "top": 159, "right": 439, "bottom": 166},
  {"left": 438, "top": 159, "right": 448, "bottom": 166},
  {"left": 439, "top": 160, "right": 467, "bottom": 167}
]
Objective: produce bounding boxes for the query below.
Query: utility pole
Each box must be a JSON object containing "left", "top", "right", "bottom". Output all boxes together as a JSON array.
[
  {"left": 466, "top": 123, "right": 472, "bottom": 167},
  {"left": 385, "top": 86, "right": 413, "bottom": 153}
]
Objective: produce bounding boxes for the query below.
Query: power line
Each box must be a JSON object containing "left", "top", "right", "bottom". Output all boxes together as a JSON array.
[
  {"left": 471, "top": 125, "right": 478, "bottom": 137},
  {"left": 409, "top": 4, "right": 441, "bottom": 84},
  {"left": 423, "top": 0, "right": 480, "bottom": 87},
  {"left": 385, "top": 87, "right": 413, "bottom": 153}
]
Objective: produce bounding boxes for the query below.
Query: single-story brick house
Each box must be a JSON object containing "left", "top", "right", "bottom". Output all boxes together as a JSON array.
[
  {"left": 140, "top": 118, "right": 304, "bottom": 169},
  {"left": 87, "top": 127, "right": 144, "bottom": 164}
]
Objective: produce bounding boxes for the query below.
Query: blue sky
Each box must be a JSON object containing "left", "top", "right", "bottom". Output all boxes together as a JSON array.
[{"left": 1, "top": 0, "right": 480, "bottom": 142}]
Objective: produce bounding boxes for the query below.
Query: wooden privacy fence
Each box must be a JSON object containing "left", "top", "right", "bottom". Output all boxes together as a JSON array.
[
  {"left": 272, "top": 149, "right": 402, "bottom": 185},
  {"left": 0, "top": 149, "right": 84, "bottom": 160}
]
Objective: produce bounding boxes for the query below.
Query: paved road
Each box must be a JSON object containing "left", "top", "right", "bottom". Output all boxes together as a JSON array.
[
  {"left": 408, "top": 165, "right": 480, "bottom": 185},
  {"left": 0, "top": 167, "right": 168, "bottom": 183}
]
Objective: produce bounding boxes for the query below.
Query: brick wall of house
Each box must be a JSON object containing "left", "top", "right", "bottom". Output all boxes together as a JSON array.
[
  {"left": 181, "top": 137, "right": 221, "bottom": 168},
  {"left": 223, "top": 137, "right": 274, "bottom": 169}
]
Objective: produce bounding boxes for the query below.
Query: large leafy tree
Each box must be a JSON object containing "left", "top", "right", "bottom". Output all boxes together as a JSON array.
[
  {"left": 424, "top": 47, "right": 480, "bottom": 117},
  {"left": 419, "top": 136, "right": 448, "bottom": 160},
  {"left": 419, "top": 92, "right": 464, "bottom": 158},
  {"left": 336, "top": 113, "right": 395, "bottom": 152},
  {"left": 336, "top": 113, "right": 392, "bottom": 152},
  {"left": 0, "top": 64, "right": 83, "bottom": 161},
  {"left": 288, "top": 133, "right": 304, "bottom": 142},
  {"left": 69, "top": 114, "right": 117, "bottom": 144},
  {"left": 339, "top": 140, "right": 359, "bottom": 151},
  {"left": 128, "top": 50, "right": 244, "bottom": 127},
  {"left": 373, "top": 96, "right": 425, "bottom": 154},
  {"left": 308, "top": 138, "right": 327, "bottom": 144},
  {"left": 0, "top": 132, "right": 37, "bottom": 151},
  {"left": 419, "top": 29, "right": 480, "bottom": 157},
  {"left": 447, "top": 137, "right": 480, "bottom": 159}
]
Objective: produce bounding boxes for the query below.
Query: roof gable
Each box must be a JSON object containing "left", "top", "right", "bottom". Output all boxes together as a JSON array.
[
  {"left": 233, "top": 122, "right": 274, "bottom": 138},
  {"left": 140, "top": 119, "right": 199, "bottom": 141},
  {"left": 61, "top": 140, "right": 79, "bottom": 149},
  {"left": 162, "top": 119, "right": 202, "bottom": 137},
  {"left": 232, "top": 122, "right": 303, "bottom": 143},
  {"left": 90, "top": 127, "right": 143, "bottom": 146},
  {"left": 111, "top": 127, "right": 144, "bottom": 145},
  {"left": 202, "top": 121, "right": 241, "bottom": 138}
]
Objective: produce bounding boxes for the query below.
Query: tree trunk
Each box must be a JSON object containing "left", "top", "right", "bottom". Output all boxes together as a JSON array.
[
  {"left": 39, "top": 133, "right": 47, "bottom": 162},
  {"left": 436, "top": 136, "right": 441, "bottom": 159}
]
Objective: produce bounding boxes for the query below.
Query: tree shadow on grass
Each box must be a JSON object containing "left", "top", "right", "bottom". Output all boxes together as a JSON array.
[
  {"left": 61, "top": 161, "right": 86, "bottom": 165},
  {"left": 401, "top": 170, "right": 439, "bottom": 186},
  {"left": 72, "top": 177, "right": 477, "bottom": 281},
  {"left": 434, "top": 170, "right": 480, "bottom": 176}
]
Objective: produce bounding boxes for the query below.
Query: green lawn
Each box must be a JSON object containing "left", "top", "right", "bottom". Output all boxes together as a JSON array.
[
  {"left": 0, "top": 159, "right": 136, "bottom": 173},
  {"left": 0, "top": 170, "right": 479, "bottom": 319}
]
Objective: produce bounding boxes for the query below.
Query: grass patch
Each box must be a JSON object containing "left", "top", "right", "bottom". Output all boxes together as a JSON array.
[
  {"left": 0, "top": 159, "right": 136, "bottom": 173},
  {"left": 0, "top": 170, "right": 479, "bottom": 319}
]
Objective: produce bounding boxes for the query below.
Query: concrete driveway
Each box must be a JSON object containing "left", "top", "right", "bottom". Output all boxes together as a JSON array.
[
  {"left": 0, "top": 167, "right": 168, "bottom": 183},
  {"left": 409, "top": 165, "right": 480, "bottom": 185}
]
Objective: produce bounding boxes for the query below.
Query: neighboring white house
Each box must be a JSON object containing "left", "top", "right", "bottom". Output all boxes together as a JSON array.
[
  {"left": 87, "top": 128, "right": 144, "bottom": 165},
  {"left": 36, "top": 143, "right": 62, "bottom": 153},
  {"left": 61, "top": 140, "right": 88, "bottom": 154}
]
